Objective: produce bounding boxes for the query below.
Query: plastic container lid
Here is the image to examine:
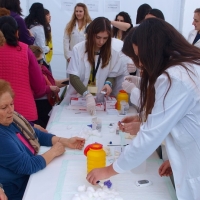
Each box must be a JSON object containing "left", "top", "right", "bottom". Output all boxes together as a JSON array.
[
  {"left": 119, "top": 90, "right": 127, "bottom": 93},
  {"left": 84, "top": 143, "right": 103, "bottom": 156}
]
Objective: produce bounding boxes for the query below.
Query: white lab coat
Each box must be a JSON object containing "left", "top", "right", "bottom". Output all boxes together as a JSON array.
[
  {"left": 188, "top": 30, "right": 200, "bottom": 48},
  {"left": 61, "top": 38, "right": 129, "bottom": 105},
  {"left": 63, "top": 21, "right": 88, "bottom": 60},
  {"left": 113, "top": 64, "right": 200, "bottom": 200}
]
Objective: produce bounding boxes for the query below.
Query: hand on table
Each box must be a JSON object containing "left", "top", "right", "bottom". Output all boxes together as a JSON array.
[
  {"left": 118, "top": 115, "right": 140, "bottom": 135},
  {"left": 34, "top": 124, "right": 48, "bottom": 133},
  {"left": 0, "top": 188, "right": 7, "bottom": 200},
  {"left": 86, "top": 165, "right": 117, "bottom": 185},
  {"left": 86, "top": 94, "right": 96, "bottom": 115},
  {"left": 66, "top": 137, "right": 85, "bottom": 150},
  {"left": 159, "top": 160, "right": 172, "bottom": 177},
  {"left": 51, "top": 142, "right": 65, "bottom": 157},
  {"left": 101, "top": 84, "right": 112, "bottom": 96}
]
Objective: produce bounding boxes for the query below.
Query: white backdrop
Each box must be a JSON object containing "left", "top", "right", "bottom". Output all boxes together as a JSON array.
[{"left": 20, "top": 0, "right": 199, "bottom": 80}]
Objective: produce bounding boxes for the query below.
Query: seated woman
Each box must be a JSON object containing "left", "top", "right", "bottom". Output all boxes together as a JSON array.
[{"left": 0, "top": 79, "right": 85, "bottom": 200}]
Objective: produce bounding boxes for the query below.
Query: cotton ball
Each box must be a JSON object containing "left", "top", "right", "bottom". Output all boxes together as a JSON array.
[
  {"left": 86, "top": 186, "right": 95, "bottom": 193},
  {"left": 92, "top": 191, "right": 99, "bottom": 198},
  {"left": 96, "top": 188, "right": 103, "bottom": 192},
  {"left": 79, "top": 192, "right": 88, "bottom": 200},
  {"left": 102, "top": 187, "right": 110, "bottom": 193},
  {"left": 86, "top": 191, "right": 93, "bottom": 198},
  {"left": 77, "top": 185, "right": 86, "bottom": 192},
  {"left": 98, "top": 191, "right": 106, "bottom": 198}
]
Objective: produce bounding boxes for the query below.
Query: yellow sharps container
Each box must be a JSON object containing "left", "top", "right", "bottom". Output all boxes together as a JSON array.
[{"left": 84, "top": 143, "right": 106, "bottom": 173}]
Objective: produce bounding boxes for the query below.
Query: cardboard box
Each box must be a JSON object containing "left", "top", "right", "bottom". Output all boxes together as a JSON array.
[
  {"left": 104, "top": 96, "right": 117, "bottom": 111},
  {"left": 70, "top": 97, "right": 104, "bottom": 111}
]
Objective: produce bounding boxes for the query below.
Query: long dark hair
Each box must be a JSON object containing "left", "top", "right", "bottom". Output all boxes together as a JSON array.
[
  {"left": 131, "top": 18, "right": 200, "bottom": 119},
  {"left": 86, "top": 17, "right": 111, "bottom": 69},
  {"left": 0, "top": 0, "right": 22, "bottom": 15},
  {"left": 25, "top": 3, "right": 51, "bottom": 43},
  {"left": 112, "top": 11, "right": 132, "bottom": 40},
  {"left": 0, "top": 16, "right": 19, "bottom": 47},
  {"left": 136, "top": 3, "right": 152, "bottom": 24},
  {"left": 122, "top": 27, "right": 139, "bottom": 67}
]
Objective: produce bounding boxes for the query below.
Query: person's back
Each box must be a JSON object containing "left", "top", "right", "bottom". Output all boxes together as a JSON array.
[
  {"left": 0, "top": 16, "right": 48, "bottom": 122},
  {"left": 0, "top": 42, "right": 38, "bottom": 121}
]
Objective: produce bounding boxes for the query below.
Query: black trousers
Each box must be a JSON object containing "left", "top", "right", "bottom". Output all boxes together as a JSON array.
[{"left": 35, "top": 99, "right": 52, "bottom": 128}]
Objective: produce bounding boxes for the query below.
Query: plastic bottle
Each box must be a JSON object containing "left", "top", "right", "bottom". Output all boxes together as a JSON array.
[
  {"left": 116, "top": 90, "right": 129, "bottom": 110},
  {"left": 84, "top": 143, "right": 106, "bottom": 173}
]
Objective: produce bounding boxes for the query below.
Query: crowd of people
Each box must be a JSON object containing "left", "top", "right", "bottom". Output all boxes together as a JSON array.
[{"left": 0, "top": 0, "right": 200, "bottom": 199}]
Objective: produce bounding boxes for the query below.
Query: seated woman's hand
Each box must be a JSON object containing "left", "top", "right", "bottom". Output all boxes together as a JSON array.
[
  {"left": 50, "top": 142, "right": 65, "bottom": 157},
  {"left": 159, "top": 160, "right": 172, "bottom": 177},
  {"left": 66, "top": 137, "right": 85, "bottom": 150},
  {"left": 0, "top": 187, "right": 7, "bottom": 200}
]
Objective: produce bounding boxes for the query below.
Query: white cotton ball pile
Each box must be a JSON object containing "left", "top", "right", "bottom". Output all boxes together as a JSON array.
[
  {"left": 71, "top": 185, "right": 124, "bottom": 200},
  {"left": 78, "top": 127, "right": 102, "bottom": 140}
]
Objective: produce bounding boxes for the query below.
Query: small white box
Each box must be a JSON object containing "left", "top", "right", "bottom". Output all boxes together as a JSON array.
[
  {"left": 70, "top": 97, "right": 104, "bottom": 111},
  {"left": 70, "top": 97, "right": 86, "bottom": 106},
  {"left": 104, "top": 96, "right": 117, "bottom": 111}
]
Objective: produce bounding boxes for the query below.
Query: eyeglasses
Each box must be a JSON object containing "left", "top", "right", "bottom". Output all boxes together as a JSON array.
[{"left": 37, "top": 58, "right": 43, "bottom": 65}]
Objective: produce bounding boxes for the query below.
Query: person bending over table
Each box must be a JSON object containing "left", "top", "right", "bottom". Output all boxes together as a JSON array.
[
  {"left": 86, "top": 18, "right": 200, "bottom": 200},
  {"left": 0, "top": 79, "right": 85, "bottom": 200},
  {"left": 61, "top": 17, "right": 128, "bottom": 115}
]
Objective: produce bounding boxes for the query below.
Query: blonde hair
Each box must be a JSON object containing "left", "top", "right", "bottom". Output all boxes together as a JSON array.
[
  {"left": 0, "top": 79, "right": 14, "bottom": 98},
  {"left": 65, "top": 3, "right": 92, "bottom": 36},
  {"left": 0, "top": 31, "right": 5, "bottom": 46},
  {"left": 29, "top": 45, "right": 43, "bottom": 58}
]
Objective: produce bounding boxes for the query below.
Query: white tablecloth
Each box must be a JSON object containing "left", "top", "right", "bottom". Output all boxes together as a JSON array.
[{"left": 23, "top": 105, "right": 177, "bottom": 200}]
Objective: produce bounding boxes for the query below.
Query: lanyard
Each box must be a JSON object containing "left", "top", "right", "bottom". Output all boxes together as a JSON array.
[{"left": 92, "top": 54, "right": 101, "bottom": 83}]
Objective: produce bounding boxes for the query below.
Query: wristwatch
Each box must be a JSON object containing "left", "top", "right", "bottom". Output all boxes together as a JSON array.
[{"left": 0, "top": 183, "right": 4, "bottom": 192}]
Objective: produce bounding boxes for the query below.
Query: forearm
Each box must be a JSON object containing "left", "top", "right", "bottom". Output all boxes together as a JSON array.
[
  {"left": 69, "top": 74, "right": 87, "bottom": 95},
  {"left": 107, "top": 164, "right": 118, "bottom": 176},
  {"left": 41, "top": 149, "right": 57, "bottom": 165},
  {"left": 52, "top": 136, "right": 69, "bottom": 147},
  {"left": 110, "top": 21, "right": 131, "bottom": 31}
]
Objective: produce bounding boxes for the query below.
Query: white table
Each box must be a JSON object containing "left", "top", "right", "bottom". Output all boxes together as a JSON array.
[{"left": 23, "top": 105, "right": 177, "bottom": 200}]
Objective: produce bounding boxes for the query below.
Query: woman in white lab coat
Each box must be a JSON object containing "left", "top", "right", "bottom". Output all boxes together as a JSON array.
[
  {"left": 63, "top": 3, "right": 92, "bottom": 76},
  {"left": 61, "top": 17, "right": 129, "bottom": 115},
  {"left": 87, "top": 18, "right": 200, "bottom": 200},
  {"left": 188, "top": 8, "right": 200, "bottom": 48}
]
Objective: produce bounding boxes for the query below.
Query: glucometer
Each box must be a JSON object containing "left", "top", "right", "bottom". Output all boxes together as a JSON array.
[{"left": 135, "top": 180, "right": 152, "bottom": 187}]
